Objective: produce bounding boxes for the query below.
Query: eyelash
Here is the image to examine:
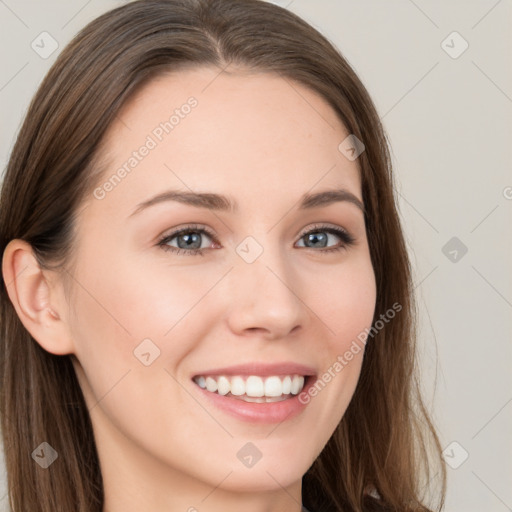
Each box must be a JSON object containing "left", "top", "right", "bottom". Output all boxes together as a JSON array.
[{"left": 157, "top": 223, "right": 356, "bottom": 257}]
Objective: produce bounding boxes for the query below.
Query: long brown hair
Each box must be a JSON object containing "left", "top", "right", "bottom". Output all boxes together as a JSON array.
[{"left": 0, "top": 1, "right": 446, "bottom": 510}]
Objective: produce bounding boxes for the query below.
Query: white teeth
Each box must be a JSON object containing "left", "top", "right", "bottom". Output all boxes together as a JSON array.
[
  {"left": 193, "top": 374, "right": 307, "bottom": 399},
  {"left": 282, "top": 376, "right": 292, "bottom": 395},
  {"left": 291, "top": 376, "right": 304, "bottom": 395},
  {"left": 217, "top": 376, "right": 230, "bottom": 396},
  {"left": 245, "top": 376, "right": 265, "bottom": 397},
  {"left": 205, "top": 377, "right": 217, "bottom": 393},
  {"left": 230, "top": 376, "right": 245, "bottom": 396},
  {"left": 264, "top": 376, "right": 283, "bottom": 397}
]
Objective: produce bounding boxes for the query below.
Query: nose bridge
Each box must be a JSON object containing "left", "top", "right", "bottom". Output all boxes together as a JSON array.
[
  {"left": 236, "top": 230, "right": 292, "bottom": 291},
  {"left": 225, "top": 234, "right": 307, "bottom": 338}
]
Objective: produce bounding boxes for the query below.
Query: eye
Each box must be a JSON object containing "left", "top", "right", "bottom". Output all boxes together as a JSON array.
[
  {"left": 157, "top": 223, "right": 355, "bottom": 256},
  {"left": 295, "top": 223, "right": 355, "bottom": 253},
  {"left": 157, "top": 224, "right": 217, "bottom": 257}
]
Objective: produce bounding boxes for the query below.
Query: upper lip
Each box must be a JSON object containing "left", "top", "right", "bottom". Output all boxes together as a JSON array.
[{"left": 192, "top": 362, "right": 317, "bottom": 378}]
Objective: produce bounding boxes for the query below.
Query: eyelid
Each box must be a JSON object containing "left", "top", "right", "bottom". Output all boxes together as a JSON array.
[
  {"left": 159, "top": 223, "right": 216, "bottom": 241},
  {"left": 296, "top": 222, "right": 353, "bottom": 240}
]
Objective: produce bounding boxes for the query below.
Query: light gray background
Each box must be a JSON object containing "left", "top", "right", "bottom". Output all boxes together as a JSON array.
[{"left": 0, "top": 1, "right": 511, "bottom": 511}]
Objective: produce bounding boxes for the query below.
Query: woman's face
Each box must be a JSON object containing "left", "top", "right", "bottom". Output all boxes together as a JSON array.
[{"left": 64, "top": 67, "right": 376, "bottom": 508}]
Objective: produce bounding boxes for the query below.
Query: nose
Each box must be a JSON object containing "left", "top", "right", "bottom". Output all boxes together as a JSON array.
[{"left": 224, "top": 246, "right": 309, "bottom": 341}]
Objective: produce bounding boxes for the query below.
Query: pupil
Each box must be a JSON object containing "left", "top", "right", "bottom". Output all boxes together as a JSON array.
[
  {"left": 307, "top": 232, "right": 327, "bottom": 248},
  {"left": 178, "top": 232, "right": 201, "bottom": 249}
]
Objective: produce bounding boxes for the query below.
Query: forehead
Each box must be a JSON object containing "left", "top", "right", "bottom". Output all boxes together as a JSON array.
[{"left": 87, "top": 67, "right": 362, "bottom": 219}]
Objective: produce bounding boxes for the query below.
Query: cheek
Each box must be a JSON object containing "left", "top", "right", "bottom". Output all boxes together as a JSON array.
[
  {"left": 70, "top": 251, "right": 205, "bottom": 344},
  {"left": 66, "top": 255, "right": 212, "bottom": 453},
  {"left": 317, "top": 254, "right": 377, "bottom": 351},
  {"left": 67, "top": 251, "right": 218, "bottom": 393},
  {"left": 300, "top": 254, "right": 376, "bottom": 441}
]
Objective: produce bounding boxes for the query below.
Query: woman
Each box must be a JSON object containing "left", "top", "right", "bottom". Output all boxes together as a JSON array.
[{"left": 0, "top": 0, "right": 446, "bottom": 511}]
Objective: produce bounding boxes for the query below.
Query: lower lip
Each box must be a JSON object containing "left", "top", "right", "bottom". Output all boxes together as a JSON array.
[{"left": 192, "top": 376, "right": 316, "bottom": 424}]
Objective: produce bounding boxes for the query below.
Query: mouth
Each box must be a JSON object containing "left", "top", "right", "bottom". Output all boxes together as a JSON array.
[
  {"left": 189, "top": 362, "right": 317, "bottom": 423},
  {"left": 192, "top": 374, "right": 311, "bottom": 403}
]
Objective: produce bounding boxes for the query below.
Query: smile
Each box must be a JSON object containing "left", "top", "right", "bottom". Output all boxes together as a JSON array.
[{"left": 193, "top": 374, "right": 306, "bottom": 403}]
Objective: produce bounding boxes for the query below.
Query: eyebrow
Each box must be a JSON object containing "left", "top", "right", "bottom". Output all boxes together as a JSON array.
[{"left": 129, "top": 187, "right": 365, "bottom": 218}]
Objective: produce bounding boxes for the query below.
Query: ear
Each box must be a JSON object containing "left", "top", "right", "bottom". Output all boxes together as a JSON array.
[{"left": 2, "top": 239, "right": 75, "bottom": 355}]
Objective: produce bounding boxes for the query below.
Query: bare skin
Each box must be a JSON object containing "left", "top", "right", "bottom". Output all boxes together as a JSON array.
[{"left": 3, "top": 66, "right": 376, "bottom": 512}]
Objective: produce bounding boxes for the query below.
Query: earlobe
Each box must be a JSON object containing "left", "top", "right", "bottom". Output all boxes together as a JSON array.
[{"left": 1, "top": 239, "right": 74, "bottom": 356}]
